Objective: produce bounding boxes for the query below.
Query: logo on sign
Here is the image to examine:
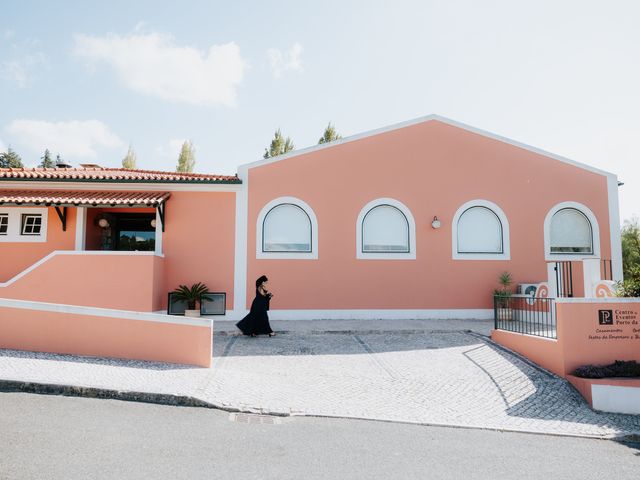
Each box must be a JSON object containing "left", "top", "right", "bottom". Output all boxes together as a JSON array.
[{"left": 598, "top": 309, "right": 613, "bottom": 325}]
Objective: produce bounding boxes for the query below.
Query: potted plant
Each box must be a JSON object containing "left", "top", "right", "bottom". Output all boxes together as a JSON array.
[
  {"left": 494, "top": 271, "right": 513, "bottom": 321},
  {"left": 171, "top": 282, "right": 211, "bottom": 318}
]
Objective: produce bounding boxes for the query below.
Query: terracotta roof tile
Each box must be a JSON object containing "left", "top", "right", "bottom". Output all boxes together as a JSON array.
[
  {"left": 0, "top": 190, "right": 170, "bottom": 207},
  {"left": 0, "top": 167, "right": 240, "bottom": 183}
]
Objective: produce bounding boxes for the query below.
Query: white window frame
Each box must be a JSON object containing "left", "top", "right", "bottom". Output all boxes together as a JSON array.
[
  {"left": 356, "top": 198, "right": 416, "bottom": 260},
  {"left": 0, "top": 207, "right": 48, "bottom": 243},
  {"left": 0, "top": 213, "right": 8, "bottom": 236},
  {"left": 256, "top": 196, "right": 318, "bottom": 259},
  {"left": 544, "top": 201, "right": 600, "bottom": 261},
  {"left": 452, "top": 200, "right": 510, "bottom": 260}
]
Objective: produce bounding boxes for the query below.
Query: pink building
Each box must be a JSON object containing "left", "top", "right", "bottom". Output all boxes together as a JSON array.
[{"left": 0, "top": 115, "right": 623, "bottom": 322}]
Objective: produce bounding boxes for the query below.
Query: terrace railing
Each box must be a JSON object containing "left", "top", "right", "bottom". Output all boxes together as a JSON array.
[{"left": 494, "top": 294, "right": 556, "bottom": 339}]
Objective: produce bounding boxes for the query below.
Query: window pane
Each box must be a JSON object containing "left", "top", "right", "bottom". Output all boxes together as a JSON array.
[
  {"left": 457, "top": 206, "right": 503, "bottom": 253},
  {"left": 263, "top": 204, "right": 311, "bottom": 252},
  {"left": 118, "top": 231, "right": 155, "bottom": 251},
  {"left": 550, "top": 208, "right": 592, "bottom": 253},
  {"left": 0, "top": 214, "right": 7, "bottom": 235},
  {"left": 21, "top": 214, "right": 42, "bottom": 235},
  {"left": 363, "top": 205, "right": 409, "bottom": 253}
]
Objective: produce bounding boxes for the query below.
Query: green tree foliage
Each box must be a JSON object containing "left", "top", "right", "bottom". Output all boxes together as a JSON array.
[
  {"left": 39, "top": 149, "right": 55, "bottom": 168},
  {"left": 263, "top": 129, "right": 294, "bottom": 159},
  {"left": 318, "top": 122, "right": 342, "bottom": 144},
  {"left": 122, "top": 145, "right": 138, "bottom": 169},
  {"left": 616, "top": 266, "right": 640, "bottom": 297},
  {"left": 0, "top": 147, "right": 24, "bottom": 168},
  {"left": 176, "top": 140, "right": 195, "bottom": 173},
  {"left": 615, "top": 217, "right": 640, "bottom": 297},
  {"left": 621, "top": 217, "right": 640, "bottom": 278}
]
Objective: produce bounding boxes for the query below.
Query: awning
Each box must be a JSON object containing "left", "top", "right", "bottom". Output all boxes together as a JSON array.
[
  {"left": 0, "top": 190, "right": 170, "bottom": 232},
  {"left": 0, "top": 190, "right": 170, "bottom": 208}
]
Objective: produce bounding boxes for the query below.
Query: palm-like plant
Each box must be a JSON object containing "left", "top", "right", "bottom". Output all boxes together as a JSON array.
[
  {"left": 171, "top": 282, "right": 211, "bottom": 310},
  {"left": 493, "top": 271, "right": 513, "bottom": 308}
]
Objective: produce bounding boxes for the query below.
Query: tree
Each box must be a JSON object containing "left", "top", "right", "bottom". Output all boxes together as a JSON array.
[
  {"left": 621, "top": 217, "right": 640, "bottom": 278},
  {"left": 39, "top": 149, "right": 55, "bottom": 168},
  {"left": 263, "top": 129, "right": 294, "bottom": 159},
  {"left": 318, "top": 122, "right": 342, "bottom": 144},
  {"left": 122, "top": 145, "right": 137, "bottom": 169},
  {"left": 0, "top": 147, "right": 24, "bottom": 168},
  {"left": 176, "top": 140, "right": 195, "bottom": 173}
]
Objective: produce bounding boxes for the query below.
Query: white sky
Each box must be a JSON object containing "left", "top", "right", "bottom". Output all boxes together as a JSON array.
[{"left": 1, "top": 0, "right": 639, "bottom": 223}]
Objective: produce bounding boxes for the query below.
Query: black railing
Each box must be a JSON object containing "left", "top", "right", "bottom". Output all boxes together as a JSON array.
[
  {"left": 494, "top": 295, "right": 556, "bottom": 339},
  {"left": 554, "top": 261, "right": 574, "bottom": 298},
  {"left": 601, "top": 259, "right": 613, "bottom": 281}
]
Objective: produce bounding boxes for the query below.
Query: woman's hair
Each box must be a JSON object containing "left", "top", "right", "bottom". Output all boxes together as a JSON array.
[{"left": 255, "top": 275, "right": 268, "bottom": 288}]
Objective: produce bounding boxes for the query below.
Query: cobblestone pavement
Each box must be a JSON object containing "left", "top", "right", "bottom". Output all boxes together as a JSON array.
[{"left": 0, "top": 320, "right": 638, "bottom": 438}]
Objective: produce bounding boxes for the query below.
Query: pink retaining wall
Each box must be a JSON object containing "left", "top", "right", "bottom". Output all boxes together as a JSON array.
[
  {"left": 0, "top": 253, "right": 164, "bottom": 312},
  {"left": 0, "top": 303, "right": 212, "bottom": 367},
  {"left": 491, "top": 330, "right": 565, "bottom": 376},
  {"left": 246, "top": 119, "right": 612, "bottom": 311},
  {"left": 491, "top": 300, "right": 640, "bottom": 378}
]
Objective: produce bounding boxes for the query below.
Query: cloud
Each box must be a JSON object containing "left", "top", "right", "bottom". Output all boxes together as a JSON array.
[
  {"left": 0, "top": 137, "right": 6, "bottom": 152},
  {"left": 267, "top": 43, "right": 303, "bottom": 79},
  {"left": 155, "top": 138, "right": 187, "bottom": 160},
  {"left": 1, "top": 53, "right": 47, "bottom": 88},
  {"left": 6, "top": 119, "right": 124, "bottom": 159},
  {"left": 72, "top": 32, "right": 247, "bottom": 106}
]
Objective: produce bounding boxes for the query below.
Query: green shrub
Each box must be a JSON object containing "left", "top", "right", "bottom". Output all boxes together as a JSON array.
[
  {"left": 573, "top": 360, "right": 640, "bottom": 378},
  {"left": 616, "top": 265, "right": 640, "bottom": 297}
]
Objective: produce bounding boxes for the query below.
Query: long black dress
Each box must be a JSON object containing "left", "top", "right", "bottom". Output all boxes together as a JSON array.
[{"left": 236, "top": 289, "right": 274, "bottom": 335}]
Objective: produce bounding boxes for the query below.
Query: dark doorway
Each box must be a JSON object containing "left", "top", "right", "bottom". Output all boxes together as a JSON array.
[{"left": 114, "top": 213, "right": 156, "bottom": 251}]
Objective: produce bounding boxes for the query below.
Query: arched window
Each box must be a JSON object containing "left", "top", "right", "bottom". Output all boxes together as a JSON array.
[
  {"left": 549, "top": 208, "right": 593, "bottom": 254},
  {"left": 457, "top": 206, "right": 503, "bottom": 254},
  {"left": 452, "top": 200, "right": 510, "bottom": 260},
  {"left": 256, "top": 197, "right": 318, "bottom": 259},
  {"left": 356, "top": 199, "right": 416, "bottom": 259},
  {"left": 263, "top": 204, "right": 311, "bottom": 252},
  {"left": 363, "top": 205, "right": 409, "bottom": 253},
  {"left": 543, "top": 202, "right": 599, "bottom": 260}
]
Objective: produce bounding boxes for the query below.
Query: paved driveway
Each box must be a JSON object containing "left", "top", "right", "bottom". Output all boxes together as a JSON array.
[
  {"left": 0, "top": 320, "right": 639, "bottom": 438},
  {"left": 206, "top": 330, "right": 640, "bottom": 437}
]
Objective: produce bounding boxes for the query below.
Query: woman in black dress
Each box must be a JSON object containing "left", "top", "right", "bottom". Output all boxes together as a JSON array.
[{"left": 236, "top": 275, "right": 276, "bottom": 337}]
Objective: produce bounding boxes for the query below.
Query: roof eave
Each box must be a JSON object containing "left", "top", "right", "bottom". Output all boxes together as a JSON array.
[{"left": 0, "top": 177, "right": 242, "bottom": 185}]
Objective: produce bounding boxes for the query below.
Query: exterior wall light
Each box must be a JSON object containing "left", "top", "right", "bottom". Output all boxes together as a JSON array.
[
  {"left": 150, "top": 219, "right": 157, "bottom": 228},
  {"left": 98, "top": 218, "right": 110, "bottom": 228},
  {"left": 431, "top": 216, "right": 441, "bottom": 229}
]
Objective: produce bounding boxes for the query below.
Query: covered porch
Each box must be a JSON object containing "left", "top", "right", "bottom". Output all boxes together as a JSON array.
[{"left": 0, "top": 189, "right": 169, "bottom": 256}]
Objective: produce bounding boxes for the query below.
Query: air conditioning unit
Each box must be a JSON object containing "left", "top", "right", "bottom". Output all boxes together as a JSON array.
[
  {"left": 517, "top": 283, "right": 539, "bottom": 296},
  {"left": 517, "top": 283, "right": 539, "bottom": 305}
]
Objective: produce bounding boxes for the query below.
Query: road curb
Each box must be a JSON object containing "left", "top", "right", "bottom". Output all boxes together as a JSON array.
[
  {"left": 0, "top": 379, "right": 288, "bottom": 417},
  {"left": 2, "top": 378, "right": 636, "bottom": 441}
]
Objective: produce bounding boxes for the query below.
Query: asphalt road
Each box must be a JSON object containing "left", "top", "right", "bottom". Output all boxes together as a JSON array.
[{"left": 0, "top": 392, "right": 638, "bottom": 480}]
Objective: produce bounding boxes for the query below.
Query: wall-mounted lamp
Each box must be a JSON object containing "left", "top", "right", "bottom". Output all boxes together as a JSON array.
[
  {"left": 98, "top": 218, "right": 110, "bottom": 228},
  {"left": 150, "top": 219, "right": 157, "bottom": 228},
  {"left": 431, "top": 216, "right": 441, "bottom": 229}
]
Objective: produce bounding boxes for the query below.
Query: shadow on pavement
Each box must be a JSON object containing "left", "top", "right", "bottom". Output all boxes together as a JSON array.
[
  {"left": 216, "top": 330, "right": 483, "bottom": 357},
  {"left": 463, "top": 341, "right": 640, "bottom": 435}
]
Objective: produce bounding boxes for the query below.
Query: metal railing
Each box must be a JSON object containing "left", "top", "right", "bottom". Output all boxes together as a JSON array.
[
  {"left": 554, "top": 261, "right": 574, "bottom": 298},
  {"left": 494, "top": 294, "right": 556, "bottom": 339}
]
